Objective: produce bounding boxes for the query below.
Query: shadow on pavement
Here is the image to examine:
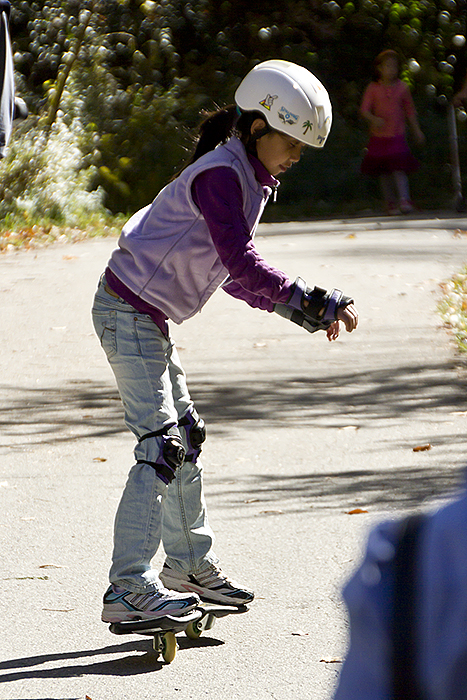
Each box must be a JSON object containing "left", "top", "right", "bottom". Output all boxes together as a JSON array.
[
  {"left": 207, "top": 463, "right": 466, "bottom": 515},
  {"left": 191, "top": 361, "right": 467, "bottom": 430},
  {"left": 1, "top": 359, "right": 467, "bottom": 447},
  {"left": 0, "top": 381, "right": 125, "bottom": 450},
  {"left": 0, "top": 636, "right": 223, "bottom": 681}
]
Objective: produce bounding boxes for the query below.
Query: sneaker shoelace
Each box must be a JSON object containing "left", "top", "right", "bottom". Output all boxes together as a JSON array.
[
  {"left": 125, "top": 586, "right": 188, "bottom": 611},
  {"left": 125, "top": 590, "right": 164, "bottom": 611},
  {"left": 197, "top": 565, "right": 234, "bottom": 588}
]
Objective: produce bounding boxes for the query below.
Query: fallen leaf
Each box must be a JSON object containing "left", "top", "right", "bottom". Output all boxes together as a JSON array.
[
  {"left": 413, "top": 444, "right": 432, "bottom": 452},
  {"left": 93, "top": 457, "right": 107, "bottom": 462},
  {"left": 346, "top": 233, "right": 356, "bottom": 239},
  {"left": 259, "top": 509, "right": 284, "bottom": 515},
  {"left": 347, "top": 508, "right": 368, "bottom": 515},
  {"left": 39, "top": 564, "right": 64, "bottom": 569},
  {"left": 320, "top": 658, "right": 342, "bottom": 664}
]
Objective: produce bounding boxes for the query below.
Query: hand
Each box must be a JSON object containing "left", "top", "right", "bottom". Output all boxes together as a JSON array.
[
  {"left": 326, "top": 321, "right": 341, "bottom": 341},
  {"left": 338, "top": 304, "right": 359, "bottom": 332},
  {"left": 326, "top": 304, "right": 358, "bottom": 341},
  {"left": 372, "top": 116, "right": 385, "bottom": 130}
]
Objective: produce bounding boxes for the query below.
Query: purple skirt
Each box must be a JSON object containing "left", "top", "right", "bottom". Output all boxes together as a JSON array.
[{"left": 361, "top": 135, "right": 419, "bottom": 176}]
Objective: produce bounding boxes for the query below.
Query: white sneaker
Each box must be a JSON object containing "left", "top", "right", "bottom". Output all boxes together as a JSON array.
[
  {"left": 101, "top": 584, "right": 200, "bottom": 623},
  {"left": 159, "top": 562, "right": 254, "bottom": 606}
]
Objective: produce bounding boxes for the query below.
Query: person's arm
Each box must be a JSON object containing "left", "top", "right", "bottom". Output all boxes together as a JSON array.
[
  {"left": 192, "top": 168, "right": 358, "bottom": 337},
  {"left": 222, "top": 278, "right": 276, "bottom": 311},
  {"left": 360, "top": 110, "right": 385, "bottom": 132},
  {"left": 192, "top": 167, "right": 294, "bottom": 307},
  {"left": 360, "top": 83, "right": 385, "bottom": 132}
]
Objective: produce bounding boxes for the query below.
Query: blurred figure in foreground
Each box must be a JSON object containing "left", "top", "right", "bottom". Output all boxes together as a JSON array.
[{"left": 333, "top": 478, "right": 467, "bottom": 700}]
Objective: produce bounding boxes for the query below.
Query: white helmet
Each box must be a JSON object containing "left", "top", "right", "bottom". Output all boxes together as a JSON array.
[{"left": 235, "top": 59, "right": 332, "bottom": 148}]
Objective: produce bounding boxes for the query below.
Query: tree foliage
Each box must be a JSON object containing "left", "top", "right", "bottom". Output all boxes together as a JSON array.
[{"left": 5, "top": 0, "right": 467, "bottom": 219}]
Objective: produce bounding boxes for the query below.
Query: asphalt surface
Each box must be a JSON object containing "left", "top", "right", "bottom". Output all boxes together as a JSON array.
[{"left": 2, "top": 213, "right": 467, "bottom": 700}]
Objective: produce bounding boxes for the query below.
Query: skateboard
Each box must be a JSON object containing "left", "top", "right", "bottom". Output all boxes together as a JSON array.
[{"left": 108, "top": 602, "right": 249, "bottom": 663}]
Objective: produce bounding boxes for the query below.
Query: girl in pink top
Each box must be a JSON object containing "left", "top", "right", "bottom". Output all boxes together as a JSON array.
[{"left": 360, "top": 50, "right": 425, "bottom": 215}]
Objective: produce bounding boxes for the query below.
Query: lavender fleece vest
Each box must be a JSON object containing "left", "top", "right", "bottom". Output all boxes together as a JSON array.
[{"left": 108, "top": 137, "right": 270, "bottom": 324}]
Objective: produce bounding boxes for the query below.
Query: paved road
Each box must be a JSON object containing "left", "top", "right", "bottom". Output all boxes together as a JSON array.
[{"left": 2, "top": 214, "right": 467, "bottom": 700}]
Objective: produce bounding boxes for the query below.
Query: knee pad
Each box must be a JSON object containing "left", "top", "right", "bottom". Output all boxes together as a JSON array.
[
  {"left": 137, "top": 426, "right": 186, "bottom": 484},
  {"left": 178, "top": 408, "right": 206, "bottom": 462}
]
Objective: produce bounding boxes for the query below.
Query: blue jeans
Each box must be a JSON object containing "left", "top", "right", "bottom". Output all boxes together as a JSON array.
[{"left": 92, "top": 276, "right": 216, "bottom": 593}]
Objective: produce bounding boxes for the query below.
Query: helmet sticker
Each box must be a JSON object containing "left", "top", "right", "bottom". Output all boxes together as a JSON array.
[
  {"left": 302, "top": 120, "right": 313, "bottom": 135},
  {"left": 278, "top": 106, "right": 299, "bottom": 126},
  {"left": 259, "top": 94, "right": 278, "bottom": 111}
]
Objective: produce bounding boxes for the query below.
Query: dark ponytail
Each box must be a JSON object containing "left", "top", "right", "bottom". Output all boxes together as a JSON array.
[
  {"left": 191, "top": 105, "right": 239, "bottom": 162},
  {"left": 172, "top": 104, "right": 270, "bottom": 179},
  {"left": 172, "top": 105, "right": 238, "bottom": 179}
]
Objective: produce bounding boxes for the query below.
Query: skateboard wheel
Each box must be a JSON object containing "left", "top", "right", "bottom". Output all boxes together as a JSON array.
[
  {"left": 161, "top": 631, "right": 177, "bottom": 663},
  {"left": 185, "top": 620, "right": 203, "bottom": 639}
]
